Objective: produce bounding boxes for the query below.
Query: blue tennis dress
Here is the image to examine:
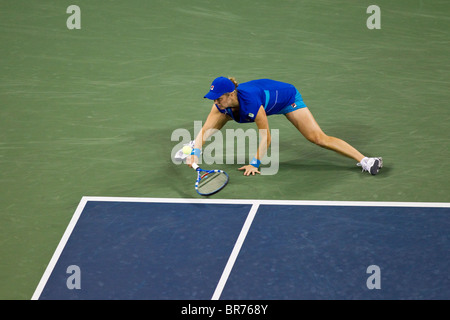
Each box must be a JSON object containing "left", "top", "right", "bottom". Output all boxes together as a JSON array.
[{"left": 216, "top": 79, "right": 307, "bottom": 123}]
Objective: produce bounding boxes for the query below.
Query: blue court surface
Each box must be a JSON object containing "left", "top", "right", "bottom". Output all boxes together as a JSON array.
[{"left": 32, "top": 197, "right": 449, "bottom": 300}]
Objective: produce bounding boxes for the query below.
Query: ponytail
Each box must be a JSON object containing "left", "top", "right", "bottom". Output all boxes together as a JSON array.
[{"left": 228, "top": 77, "right": 238, "bottom": 89}]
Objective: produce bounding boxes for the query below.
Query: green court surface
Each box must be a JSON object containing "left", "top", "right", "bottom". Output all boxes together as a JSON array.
[{"left": 1, "top": 0, "right": 449, "bottom": 299}]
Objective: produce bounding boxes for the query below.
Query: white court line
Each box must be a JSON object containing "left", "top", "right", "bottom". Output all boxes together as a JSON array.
[
  {"left": 211, "top": 203, "right": 259, "bottom": 300},
  {"left": 78, "top": 196, "right": 450, "bottom": 208},
  {"left": 31, "top": 197, "right": 89, "bottom": 300}
]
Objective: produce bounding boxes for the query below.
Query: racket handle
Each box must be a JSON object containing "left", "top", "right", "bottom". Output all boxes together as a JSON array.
[{"left": 192, "top": 163, "right": 199, "bottom": 170}]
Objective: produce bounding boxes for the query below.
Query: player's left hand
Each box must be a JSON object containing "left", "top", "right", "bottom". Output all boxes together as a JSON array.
[{"left": 238, "top": 165, "right": 261, "bottom": 176}]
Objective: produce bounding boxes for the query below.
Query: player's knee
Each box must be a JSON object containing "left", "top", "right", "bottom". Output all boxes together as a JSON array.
[{"left": 307, "top": 133, "right": 329, "bottom": 147}]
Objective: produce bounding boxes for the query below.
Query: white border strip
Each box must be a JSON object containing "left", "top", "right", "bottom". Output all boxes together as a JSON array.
[
  {"left": 212, "top": 203, "right": 259, "bottom": 300},
  {"left": 78, "top": 196, "right": 450, "bottom": 208},
  {"left": 31, "top": 196, "right": 449, "bottom": 300}
]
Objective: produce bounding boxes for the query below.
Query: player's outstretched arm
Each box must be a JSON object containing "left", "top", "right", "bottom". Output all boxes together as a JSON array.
[
  {"left": 187, "top": 105, "right": 230, "bottom": 167},
  {"left": 238, "top": 106, "right": 271, "bottom": 176}
]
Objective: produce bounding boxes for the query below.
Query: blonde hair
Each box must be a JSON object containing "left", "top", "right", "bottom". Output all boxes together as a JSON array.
[{"left": 228, "top": 77, "right": 238, "bottom": 89}]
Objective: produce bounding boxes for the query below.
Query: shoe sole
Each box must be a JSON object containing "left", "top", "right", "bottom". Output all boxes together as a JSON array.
[{"left": 370, "top": 159, "right": 380, "bottom": 175}]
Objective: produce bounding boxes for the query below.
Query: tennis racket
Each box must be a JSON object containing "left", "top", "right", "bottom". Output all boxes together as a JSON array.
[{"left": 191, "top": 163, "right": 229, "bottom": 196}]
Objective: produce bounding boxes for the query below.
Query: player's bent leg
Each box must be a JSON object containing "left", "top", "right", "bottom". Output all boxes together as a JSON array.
[
  {"left": 284, "top": 108, "right": 365, "bottom": 162},
  {"left": 285, "top": 108, "right": 383, "bottom": 175}
]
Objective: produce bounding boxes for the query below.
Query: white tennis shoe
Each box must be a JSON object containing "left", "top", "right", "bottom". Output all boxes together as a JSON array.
[{"left": 358, "top": 157, "right": 383, "bottom": 175}]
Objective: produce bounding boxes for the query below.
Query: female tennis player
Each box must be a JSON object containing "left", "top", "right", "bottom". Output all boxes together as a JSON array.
[{"left": 187, "top": 76, "right": 382, "bottom": 176}]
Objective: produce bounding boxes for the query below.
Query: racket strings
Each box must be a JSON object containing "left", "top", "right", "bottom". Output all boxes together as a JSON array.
[{"left": 198, "top": 171, "right": 228, "bottom": 193}]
